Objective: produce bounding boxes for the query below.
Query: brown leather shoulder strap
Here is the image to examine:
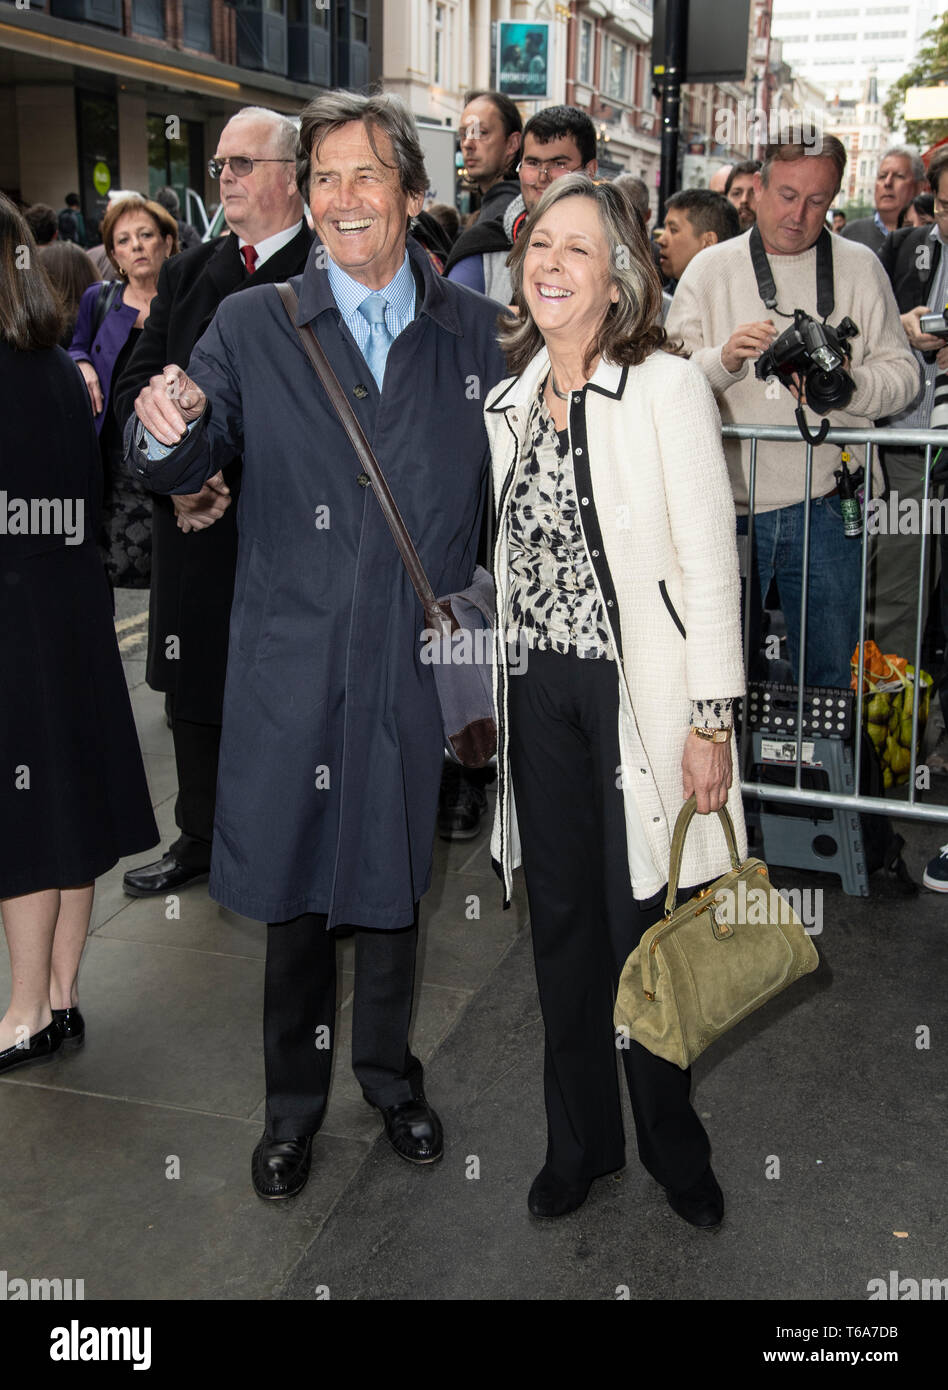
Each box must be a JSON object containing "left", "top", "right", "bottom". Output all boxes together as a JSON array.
[{"left": 275, "top": 282, "right": 448, "bottom": 627}]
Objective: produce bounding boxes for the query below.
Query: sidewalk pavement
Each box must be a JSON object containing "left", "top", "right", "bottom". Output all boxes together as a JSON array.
[{"left": 1, "top": 635, "right": 946, "bottom": 1301}]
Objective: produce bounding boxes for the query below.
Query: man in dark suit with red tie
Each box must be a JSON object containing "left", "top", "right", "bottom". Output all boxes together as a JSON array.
[{"left": 114, "top": 107, "right": 314, "bottom": 897}]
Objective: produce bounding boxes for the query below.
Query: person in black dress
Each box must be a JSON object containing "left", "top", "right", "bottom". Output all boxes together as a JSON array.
[{"left": 0, "top": 193, "right": 159, "bottom": 1075}]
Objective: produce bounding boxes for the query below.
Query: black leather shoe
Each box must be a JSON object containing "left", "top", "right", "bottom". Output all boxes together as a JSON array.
[
  {"left": 251, "top": 1132, "right": 314, "bottom": 1200},
  {"left": 0, "top": 1021, "right": 62, "bottom": 1076},
  {"left": 665, "top": 1166, "right": 724, "bottom": 1229},
  {"left": 438, "top": 764, "right": 488, "bottom": 841},
  {"left": 527, "top": 1165, "right": 593, "bottom": 1218},
  {"left": 52, "top": 1007, "right": 85, "bottom": 1049},
  {"left": 123, "top": 852, "right": 210, "bottom": 898},
  {"left": 376, "top": 1096, "right": 444, "bottom": 1164}
]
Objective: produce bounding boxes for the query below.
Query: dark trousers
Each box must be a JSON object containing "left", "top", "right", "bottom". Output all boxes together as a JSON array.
[
  {"left": 507, "top": 645, "right": 711, "bottom": 1192},
  {"left": 166, "top": 692, "right": 221, "bottom": 871},
  {"left": 263, "top": 910, "right": 424, "bottom": 1140}
]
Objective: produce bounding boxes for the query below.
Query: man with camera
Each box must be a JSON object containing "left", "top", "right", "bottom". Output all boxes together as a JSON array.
[{"left": 667, "top": 127, "right": 918, "bottom": 688}]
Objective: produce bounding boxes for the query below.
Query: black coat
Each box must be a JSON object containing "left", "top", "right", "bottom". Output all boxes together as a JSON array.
[
  {"left": 112, "top": 225, "right": 314, "bottom": 722},
  {"left": 126, "top": 239, "right": 508, "bottom": 928},
  {"left": 0, "top": 341, "right": 158, "bottom": 896},
  {"left": 840, "top": 216, "right": 888, "bottom": 255},
  {"left": 878, "top": 224, "right": 943, "bottom": 313}
]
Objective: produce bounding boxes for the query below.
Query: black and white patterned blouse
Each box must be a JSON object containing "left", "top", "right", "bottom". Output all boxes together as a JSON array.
[
  {"left": 506, "top": 389, "right": 614, "bottom": 661},
  {"left": 505, "top": 382, "right": 734, "bottom": 729}
]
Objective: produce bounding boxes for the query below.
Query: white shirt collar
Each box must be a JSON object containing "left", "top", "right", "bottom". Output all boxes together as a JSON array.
[{"left": 237, "top": 220, "right": 303, "bottom": 269}]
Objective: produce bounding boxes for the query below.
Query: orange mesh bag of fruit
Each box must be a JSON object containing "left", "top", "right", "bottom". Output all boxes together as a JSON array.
[{"left": 851, "top": 640, "right": 932, "bottom": 789}]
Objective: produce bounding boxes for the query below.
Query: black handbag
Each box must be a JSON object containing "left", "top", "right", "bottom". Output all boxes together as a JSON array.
[{"left": 275, "top": 283, "right": 497, "bottom": 768}]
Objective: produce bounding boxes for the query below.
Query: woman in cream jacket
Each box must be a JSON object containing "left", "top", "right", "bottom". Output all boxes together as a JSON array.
[{"left": 484, "top": 175, "right": 746, "bottom": 1226}]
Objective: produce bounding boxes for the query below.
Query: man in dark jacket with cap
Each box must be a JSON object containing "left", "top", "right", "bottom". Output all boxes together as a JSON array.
[{"left": 126, "top": 91, "right": 507, "bottom": 1202}]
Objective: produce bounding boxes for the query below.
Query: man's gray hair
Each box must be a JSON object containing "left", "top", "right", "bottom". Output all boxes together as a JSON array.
[
  {"left": 297, "top": 91, "right": 428, "bottom": 199},
  {"left": 879, "top": 146, "right": 925, "bottom": 184},
  {"left": 226, "top": 106, "right": 299, "bottom": 162},
  {"left": 611, "top": 173, "right": 650, "bottom": 221}
]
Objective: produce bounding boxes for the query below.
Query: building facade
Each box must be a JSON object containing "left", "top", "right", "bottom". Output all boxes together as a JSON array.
[
  {"left": 0, "top": 0, "right": 382, "bottom": 237},
  {"left": 771, "top": 0, "right": 942, "bottom": 105},
  {"left": 564, "top": 1, "right": 659, "bottom": 209},
  {"left": 824, "top": 70, "right": 890, "bottom": 212}
]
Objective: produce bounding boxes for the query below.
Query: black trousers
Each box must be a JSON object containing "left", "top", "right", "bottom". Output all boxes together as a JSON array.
[
  {"left": 166, "top": 692, "right": 220, "bottom": 871},
  {"left": 507, "top": 645, "right": 711, "bottom": 1192},
  {"left": 263, "top": 910, "right": 423, "bottom": 1140}
]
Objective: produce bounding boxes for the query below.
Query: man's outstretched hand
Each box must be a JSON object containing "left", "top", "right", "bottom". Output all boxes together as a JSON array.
[{"left": 134, "top": 363, "right": 207, "bottom": 446}]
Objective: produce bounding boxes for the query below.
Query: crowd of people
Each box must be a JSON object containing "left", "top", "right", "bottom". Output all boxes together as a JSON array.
[{"left": 1, "top": 87, "right": 946, "bottom": 1230}]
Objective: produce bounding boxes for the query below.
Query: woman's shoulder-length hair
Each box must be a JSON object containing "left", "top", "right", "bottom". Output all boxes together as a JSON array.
[
  {"left": 498, "top": 173, "right": 683, "bottom": 379},
  {"left": 101, "top": 196, "right": 180, "bottom": 271},
  {"left": 0, "top": 191, "right": 64, "bottom": 351}
]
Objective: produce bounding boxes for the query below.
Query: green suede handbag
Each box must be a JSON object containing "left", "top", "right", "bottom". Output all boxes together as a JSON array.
[{"left": 614, "top": 796, "right": 819, "bottom": 1068}]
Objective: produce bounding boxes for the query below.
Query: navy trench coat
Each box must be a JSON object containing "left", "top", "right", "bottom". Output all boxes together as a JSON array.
[{"left": 127, "top": 238, "right": 507, "bottom": 929}]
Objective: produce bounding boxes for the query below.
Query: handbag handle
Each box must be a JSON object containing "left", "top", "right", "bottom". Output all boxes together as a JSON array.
[
  {"left": 664, "top": 794, "right": 742, "bottom": 918},
  {"left": 274, "top": 282, "right": 453, "bottom": 637}
]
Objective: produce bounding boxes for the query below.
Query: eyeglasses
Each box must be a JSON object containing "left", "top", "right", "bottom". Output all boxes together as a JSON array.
[
  {"left": 517, "top": 158, "right": 582, "bottom": 183},
  {"left": 208, "top": 156, "right": 294, "bottom": 179}
]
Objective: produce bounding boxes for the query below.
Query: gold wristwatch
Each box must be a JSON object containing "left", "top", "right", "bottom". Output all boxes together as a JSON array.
[{"left": 691, "top": 726, "right": 732, "bottom": 743}]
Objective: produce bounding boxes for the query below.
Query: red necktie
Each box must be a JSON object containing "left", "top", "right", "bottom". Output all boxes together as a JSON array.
[{"left": 241, "top": 244, "right": 258, "bottom": 274}]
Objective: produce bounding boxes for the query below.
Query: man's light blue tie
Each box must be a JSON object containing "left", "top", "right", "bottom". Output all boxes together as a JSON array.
[{"left": 358, "top": 293, "right": 394, "bottom": 390}]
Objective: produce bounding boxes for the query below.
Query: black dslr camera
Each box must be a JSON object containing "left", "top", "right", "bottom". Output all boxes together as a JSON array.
[{"left": 755, "top": 308, "right": 859, "bottom": 414}]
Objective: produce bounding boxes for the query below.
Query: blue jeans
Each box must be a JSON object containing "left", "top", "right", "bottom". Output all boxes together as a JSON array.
[{"left": 738, "top": 495, "right": 862, "bottom": 690}]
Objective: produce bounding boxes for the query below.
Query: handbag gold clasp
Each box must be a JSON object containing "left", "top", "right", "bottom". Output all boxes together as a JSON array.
[{"left": 708, "top": 901, "right": 733, "bottom": 941}]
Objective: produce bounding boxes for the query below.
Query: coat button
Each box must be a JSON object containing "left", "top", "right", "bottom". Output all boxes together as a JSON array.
[
  {"left": 574, "top": 446, "right": 583, "bottom": 455},
  {"left": 581, "top": 497, "right": 589, "bottom": 506},
  {"left": 573, "top": 394, "right": 581, "bottom": 404},
  {"left": 591, "top": 549, "right": 599, "bottom": 557},
  {"left": 357, "top": 473, "right": 370, "bottom": 487},
  {"left": 607, "top": 599, "right": 614, "bottom": 607},
  {"left": 353, "top": 384, "right": 369, "bottom": 398},
  {"left": 94, "top": 344, "right": 101, "bottom": 352}
]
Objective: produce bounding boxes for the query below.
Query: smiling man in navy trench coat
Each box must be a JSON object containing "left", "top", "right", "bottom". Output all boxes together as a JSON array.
[{"left": 126, "top": 91, "right": 507, "bottom": 1200}]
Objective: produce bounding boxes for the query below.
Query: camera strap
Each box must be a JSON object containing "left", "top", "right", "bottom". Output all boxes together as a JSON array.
[{"left": 749, "top": 224, "right": 835, "bottom": 320}]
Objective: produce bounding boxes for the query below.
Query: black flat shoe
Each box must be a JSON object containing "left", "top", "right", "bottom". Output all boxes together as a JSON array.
[
  {"left": 375, "top": 1095, "right": 444, "bottom": 1164},
  {"left": 123, "top": 852, "right": 210, "bottom": 897},
  {"left": 251, "top": 1132, "right": 314, "bottom": 1200},
  {"left": 0, "top": 1021, "right": 62, "bottom": 1076},
  {"left": 665, "top": 1166, "right": 724, "bottom": 1229},
  {"left": 527, "top": 1165, "right": 593, "bottom": 1218},
  {"left": 52, "top": 1008, "right": 85, "bottom": 1049}
]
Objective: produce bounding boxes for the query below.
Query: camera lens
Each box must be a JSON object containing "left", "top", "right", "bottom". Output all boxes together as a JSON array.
[{"left": 805, "top": 369, "right": 854, "bottom": 414}]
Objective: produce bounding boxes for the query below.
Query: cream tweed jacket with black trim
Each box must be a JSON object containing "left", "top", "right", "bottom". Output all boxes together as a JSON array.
[{"left": 485, "top": 344, "right": 747, "bottom": 903}]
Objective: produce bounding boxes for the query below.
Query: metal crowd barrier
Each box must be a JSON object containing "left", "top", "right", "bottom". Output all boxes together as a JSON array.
[{"left": 724, "top": 423, "right": 948, "bottom": 825}]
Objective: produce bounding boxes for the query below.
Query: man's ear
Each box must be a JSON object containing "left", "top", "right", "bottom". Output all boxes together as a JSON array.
[
  {"left": 505, "top": 130, "right": 522, "bottom": 170},
  {"left": 585, "top": 159, "right": 599, "bottom": 179},
  {"left": 702, "top": 231, "right": 719, "bottom": 250},
  {"left": 407, "top": 190, "right": 426, "bottom": 220}
]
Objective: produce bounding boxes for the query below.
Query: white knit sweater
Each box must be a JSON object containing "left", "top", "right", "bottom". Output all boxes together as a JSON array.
[
  {"left": 666, "top": 230, "right": 920, "bottom": 513},
  {"left": 485, "top": 346, "right": 747, "bottom": 902}
]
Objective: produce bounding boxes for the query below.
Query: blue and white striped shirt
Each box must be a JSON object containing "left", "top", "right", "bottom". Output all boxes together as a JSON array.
[{"left": 327, "top": 250, "right": 416, "bottom": 357}]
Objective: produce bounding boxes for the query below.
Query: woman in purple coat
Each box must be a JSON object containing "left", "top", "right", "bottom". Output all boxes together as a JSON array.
[
  {"left": 69, "top": 196, "right": 178, "bottom": 587},
  {"left": 0, "top": 194, "right": 159, "bottom": 1074}
]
